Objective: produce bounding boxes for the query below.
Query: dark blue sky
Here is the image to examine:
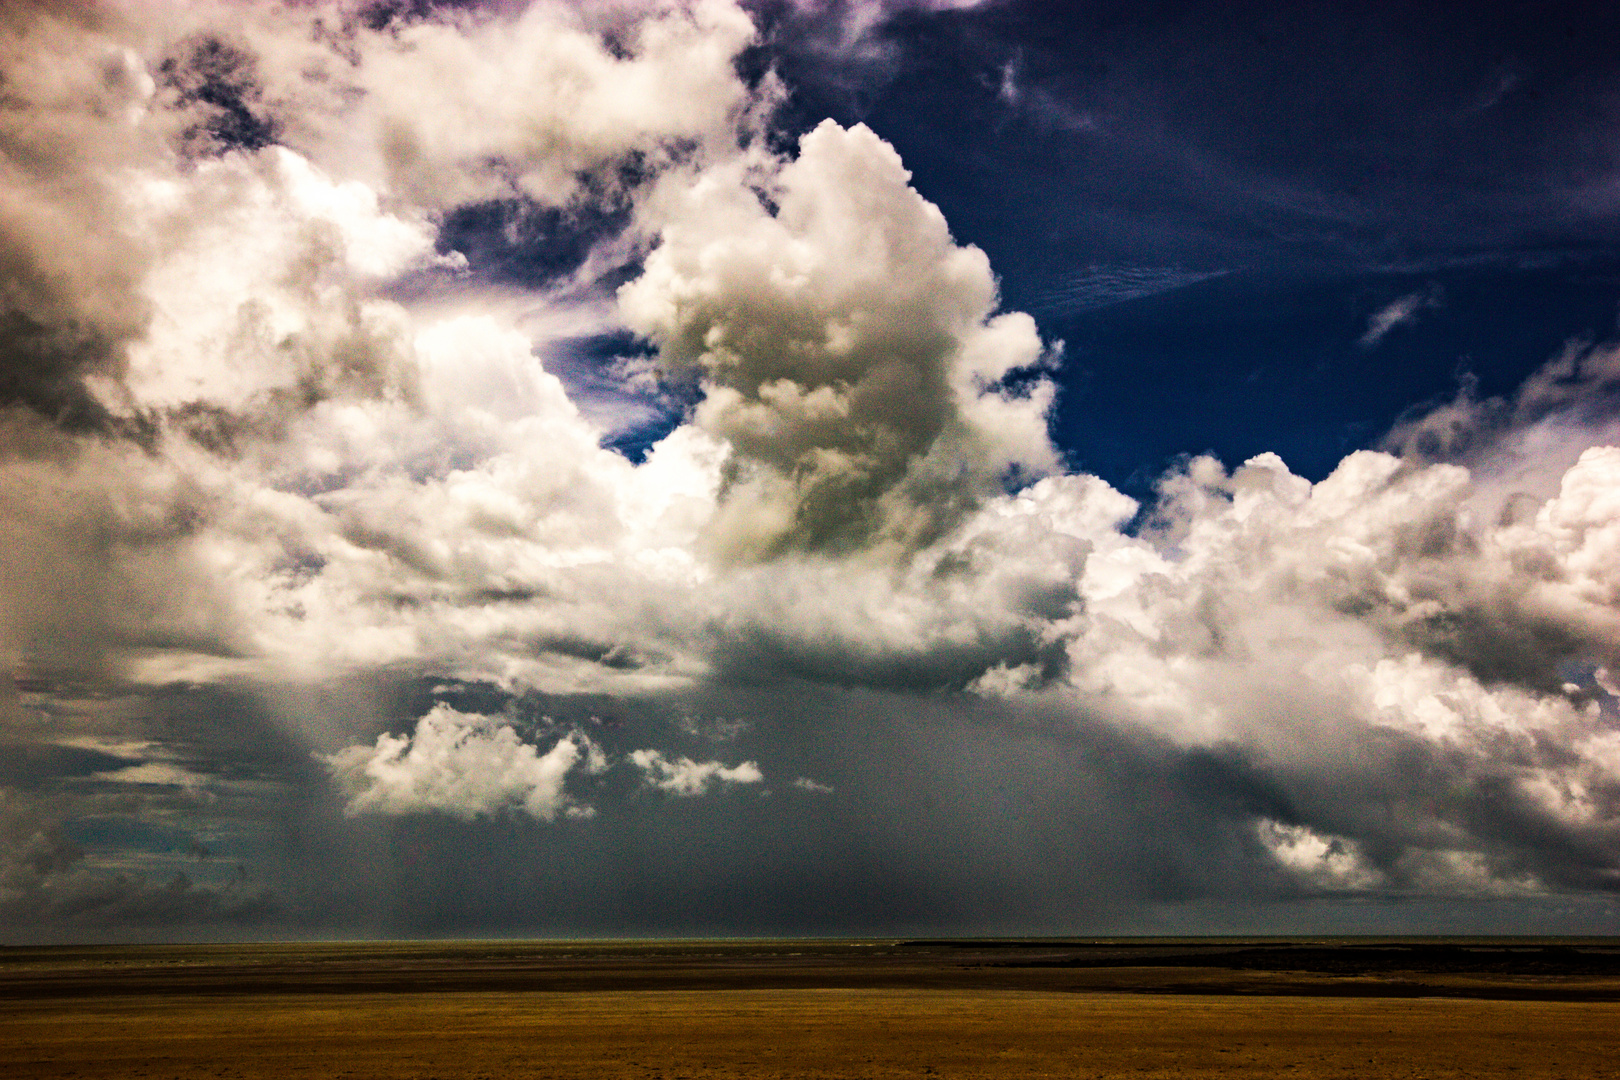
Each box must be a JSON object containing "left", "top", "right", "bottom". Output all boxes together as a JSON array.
[{"left": 749, "top": 0, "right": 1620, "bottom": 491}]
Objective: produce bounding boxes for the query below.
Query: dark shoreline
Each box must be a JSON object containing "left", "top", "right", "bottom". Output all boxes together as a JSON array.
[{"left": 3, "top": 938, "right": 1619, "bottom": 1002}]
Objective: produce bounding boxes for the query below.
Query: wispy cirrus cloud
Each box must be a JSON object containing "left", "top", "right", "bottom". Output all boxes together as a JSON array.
[
  {"left": 1035, "top": 266, "right": 1229, "bottom": 316},
  {"left": 1360, "top": 284, "right": 1444, "bottom": 348}
]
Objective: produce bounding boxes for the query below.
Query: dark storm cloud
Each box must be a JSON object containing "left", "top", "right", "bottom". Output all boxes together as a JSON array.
[
  {"left": 0, "top": 742, "right": 137, "bottom": 789},
  {"left": 290, "top": 688, "right": 1182, "bottom": 935},
  {"left": 282, "top": 681, "right": 1618, "bottom": 935},
  {"left": 0, "top": 213, "right": 145, "bottom": 440},
  {"left": 708, "top": 620, "right": 1068, "bottom": 693},
  {"left": 0, "top": 678, "right": 353, "bottom": 935},
  {"left": 1209, "top": 719, "right": 1620, "bottom": 898},
  {"left": 0, "top": 781, "right": 277, "bottom": 933},
  {"left": 0, "top": 318, "right": 137, "bottom": 438}
]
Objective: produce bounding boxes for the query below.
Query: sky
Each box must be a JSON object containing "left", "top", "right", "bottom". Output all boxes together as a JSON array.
[{"left": 2, "top": 0, "right": 1619, "bottom": 942}]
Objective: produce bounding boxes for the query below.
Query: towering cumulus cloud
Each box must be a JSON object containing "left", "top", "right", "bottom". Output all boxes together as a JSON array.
[
  {"left": 622, "top": 119, "right": 1056, "bottom": 559},
  {"left": 0, "top": 0, "right": 1616, "bottom": 935}
]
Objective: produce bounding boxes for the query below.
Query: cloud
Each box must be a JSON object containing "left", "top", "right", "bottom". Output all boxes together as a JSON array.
[
  {"left": 677, "top": 715, "right": 752, "bottom": 741},
  {"left": 343, "top": 0, "right": 763, "bottom": 208},
  {"left": 1038, "top": 441, "right": 1620, "bottom": 894},
  {"left": 622, "top": 119, "right": 1058, "bottom": 559},
  {"left": 1256, "top": 819, "right": 1383, "bottom": 892},
  {"left": 322, "top": 705, "right": 597, "bottom": 821},
  {"left": 1035, "top": 266, "right": 1227, "bottom": 315},
  {"left": 0, "top": 785, "right": 275, "bottom": 929},
  {"left": 0, "top": 0, "right": 1617, "bottom": 932},
  {"left": 0, "top": 4, "right": 171, "bottom": 436},
  {"left": 629, "top": 749, "right": 764, "bottom": 795},
  {"left": 90, "top": 761, "right": 213, "bottom": 790},
  {"left": 1359, "top": 283, "right": 1443, "bottom": 347},
  {"left": 1382, "top": 336, "right": 1620, "bottom": 474},
  {"left": 764, "top": 0, "right": 996, "bottom": 81}
]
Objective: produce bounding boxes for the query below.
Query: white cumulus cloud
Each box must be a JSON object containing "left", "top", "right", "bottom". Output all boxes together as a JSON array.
[
  {"left": 629, "top": 749, "right": 764, "bottom": 796},
  {"left": 322, "top": 705, "right": 596, "bottom": 821}
]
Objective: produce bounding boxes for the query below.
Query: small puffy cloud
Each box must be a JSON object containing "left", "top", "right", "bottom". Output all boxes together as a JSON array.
[
  {"left": 791, "top": 776, "right": 834, "bottom": 794},
  {"left": 629, "top": 749, "right": 764, "bottom": 796},
  {"left": 322, "top": 705, "right": 596, "bottom": 821}
]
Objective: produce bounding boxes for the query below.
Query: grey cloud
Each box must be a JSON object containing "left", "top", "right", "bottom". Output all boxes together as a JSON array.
[
  {"left": 1374, "top": 340, "right": 1620, "bottom": 559},
  {"left": 0, "top": 14, "right": 159, "bottom": 436},
  {"left": 0, "top": 791, "right": 84, "bottom": 888},
  {"left": 1, "top": 863, "right": 277, "bottom": 931},
  {"left": 705, "top": 566, "right": 1072, "bottom": 691},
  {"left": 677, "top": 714, "right": 752, "bottom": 741},
  {"left": 623, "top": 120, "right": 1058, "bottom": 559},
  {"left": 0, "top": 785, "right": 276, "bottom": 932},
  {"left": 0, "top": 741, "right": 139, "bottom": 790}
]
